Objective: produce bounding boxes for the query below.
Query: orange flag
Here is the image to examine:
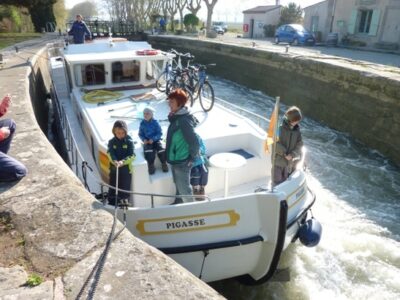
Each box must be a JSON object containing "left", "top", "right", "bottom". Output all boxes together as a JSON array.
[{"left": 264, "top": 98, "right": 279, "bottom": 153}]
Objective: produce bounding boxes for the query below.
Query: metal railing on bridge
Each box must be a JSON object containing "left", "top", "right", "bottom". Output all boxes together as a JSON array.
[{"left": 66, "top": 20, "right": 137, "bottom": 38}]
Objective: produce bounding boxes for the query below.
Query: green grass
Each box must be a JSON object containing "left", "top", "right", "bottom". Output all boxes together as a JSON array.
[
  {"left": 0, "top": 33, "right": 42, "bottom": 50},
  {"left": 26, "top": 273, "right": 43, "bottom": 287}
]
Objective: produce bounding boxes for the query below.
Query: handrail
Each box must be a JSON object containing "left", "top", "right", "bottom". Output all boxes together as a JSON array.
[
  {"left": 52, "top": 83, "right": 210, "bottom": 205},
  {"left": 215, "top": 96, "right": 270, "bottom": 129}
]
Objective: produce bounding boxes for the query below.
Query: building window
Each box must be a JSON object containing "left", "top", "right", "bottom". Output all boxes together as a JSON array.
[
  {"left": 311, "top": 16, "right": 319, "bottom": 32},
  {"left": 358, "top": 10, "right": 373, "bottom": 33}
]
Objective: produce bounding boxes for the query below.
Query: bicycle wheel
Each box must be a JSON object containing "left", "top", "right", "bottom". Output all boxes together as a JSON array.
[
  {"left": 192, "top": 80, "right": 200, "bottom": 101},
  {"left": 168, "top": 85, "right": 194, "bottom": 107},
  {"left": 185, "top": 88, "right": 194, "bottom": 107},
  {"left": 199, "top": 81, "right": 215, "bottom": 112},
  {"left": 156, "top": 71, "right": 168, "bottom": 92}
]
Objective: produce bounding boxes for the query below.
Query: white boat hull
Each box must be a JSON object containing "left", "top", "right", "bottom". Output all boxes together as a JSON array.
[{"left": 48, "top": 40, "right": 318, "bottom": 284}]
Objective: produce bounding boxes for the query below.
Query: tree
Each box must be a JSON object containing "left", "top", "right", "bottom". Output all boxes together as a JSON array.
[
  {"left": 68, "top": 1, "right": 98, "bottom": 20},
  {"left": 183, "top": 13, "right": 199, "bottom": 32},
  {"left": 1, "top": 0, "right": 57, "bottom": 32},
  {"left": 53, "top": 0, "right": 68, "bottom": 30},
  {"left": 166, "top": 0, "right": 178, "bottom": 32},
  {"left": 187, "top": 0, "right": 201, "bottom": 16},
  {"left": 203, "top": 0, "right": 217, "bottom": 33},
  {"left": 176, "top": 0, "right": 187, "bottom": 30},
  {"left": 0, "top": 6, "right": 22, "bottom": 31},
  {"left": 279, "top": 2, "right": 303, "bottom": 26}
]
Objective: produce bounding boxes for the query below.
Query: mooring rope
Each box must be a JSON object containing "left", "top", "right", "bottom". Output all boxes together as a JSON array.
[{"left": 76, "top": 167, "right": 128, "bottom": 300}]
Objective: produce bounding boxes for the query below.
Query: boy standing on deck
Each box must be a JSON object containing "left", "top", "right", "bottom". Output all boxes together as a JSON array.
[
  {"left": 107, "top": 120, "right": 135, "bottom": 206},
  {"left": 273, "top": 106, "right": 303, "bottom": 186},
  {"left": 139, "top": 107, "right": 169, "bottom": 175},
  {"left": 190, "top": 134, "right": 208, "bottom": 200}
]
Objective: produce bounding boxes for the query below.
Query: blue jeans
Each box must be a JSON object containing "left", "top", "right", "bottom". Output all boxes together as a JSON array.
[
  {"left": 0, "top": 119, "right": 27, "bottom": 182},
  {"left": 171, "top": 162, "right": 193, "bottom": 203}
]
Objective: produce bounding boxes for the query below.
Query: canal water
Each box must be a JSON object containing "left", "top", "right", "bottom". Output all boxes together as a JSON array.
[{"left": 208, "top": 77, "right": 400, "bottom": 300}]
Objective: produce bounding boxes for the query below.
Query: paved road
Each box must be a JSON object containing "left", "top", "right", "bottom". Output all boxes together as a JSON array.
[{"left": 212, "top": 33, "right": 400, "bottom": 68}]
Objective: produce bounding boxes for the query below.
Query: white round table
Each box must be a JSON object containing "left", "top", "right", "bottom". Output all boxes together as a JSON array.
[{"left": 209, "top": 152, "right": 247, "bottom": 197}]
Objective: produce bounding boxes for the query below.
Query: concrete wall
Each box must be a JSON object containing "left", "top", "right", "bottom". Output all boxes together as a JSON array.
[
  {"left": 148, "top": 36, "right": 400, "bottom": 166},
  {"left": 0, "top": 35, "right": 223, "bottom": 299}
]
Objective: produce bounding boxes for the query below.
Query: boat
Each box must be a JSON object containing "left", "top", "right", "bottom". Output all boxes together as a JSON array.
[{"left": 47, "top": 37, "right": 321, "bottom": 284}]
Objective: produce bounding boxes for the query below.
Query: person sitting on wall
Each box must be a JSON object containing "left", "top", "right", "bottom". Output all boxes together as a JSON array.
[
  {"left": 68, "top": 14, "right": 91, "bottom": 44},
  {"left": 0, "top": 94, "right": 27, "bottom": 182}
]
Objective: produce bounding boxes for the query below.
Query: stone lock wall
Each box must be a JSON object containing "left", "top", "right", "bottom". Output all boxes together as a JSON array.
[
  {"left": 0, "top": 35, "right": 223, "bottom": 299},
  {"left": 149, "top": 36, "right": 400, "bottom": 166}
]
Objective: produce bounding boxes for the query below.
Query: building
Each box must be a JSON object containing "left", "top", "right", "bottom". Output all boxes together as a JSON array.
[
  {"left": 303, "top": 0, "right": 400, "bottom": 49},
  {"left": 303, "top": 0, "right": 335, "bottom": 42},
  {"left": 242, "top": 1, "right": 282, "bottom": 39}
]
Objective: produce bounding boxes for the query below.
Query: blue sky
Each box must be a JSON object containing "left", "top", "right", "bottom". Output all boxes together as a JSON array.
[{"left": 65, "top": 0, "right": 323, "bottom": 22}]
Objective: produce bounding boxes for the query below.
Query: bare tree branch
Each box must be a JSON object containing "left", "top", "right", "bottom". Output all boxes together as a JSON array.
[
  {"left": 203, "top": 0, "right": 218, "bottom": 32},
  {"left": 176, "top": 0, "right": 188, "bottom": 30},
  {"left": 187, "top": 0, "right": 201, "bottom": 16}
]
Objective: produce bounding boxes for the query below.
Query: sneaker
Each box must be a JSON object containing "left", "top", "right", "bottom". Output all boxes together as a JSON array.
[
  {"left": 162, "top": 163, "right": 169, "bottom": 172},
  {"left": 148, "top": 163, "right": 155, "bottom": 175}
]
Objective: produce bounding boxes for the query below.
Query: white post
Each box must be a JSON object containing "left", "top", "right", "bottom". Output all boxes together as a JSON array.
[{"left": 224, "top": 170, "right": 229, "bottom": 198}]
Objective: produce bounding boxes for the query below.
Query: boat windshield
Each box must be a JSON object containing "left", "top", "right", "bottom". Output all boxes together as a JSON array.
[
  {"left": 75, "top": 63, "right": 106, "bottom": 86},
  {"left": 112, "top": 60, "right": 140, "bottom": 83},
  {"left": 146, "top": 60, "right": 164, "bottom": 80}
]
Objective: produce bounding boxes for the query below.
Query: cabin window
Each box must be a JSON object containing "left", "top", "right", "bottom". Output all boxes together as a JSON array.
[
  {"left": 112, "top": 60, "right": 140, "bottom": 83},
  {"left": 146, "top": 60, "right": 164, "bottom": 80},
  {"left": 74, "top": 63, "right": 106, "bottom": 86}
]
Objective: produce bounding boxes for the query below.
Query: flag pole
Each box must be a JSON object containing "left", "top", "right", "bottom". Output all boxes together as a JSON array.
[{"left": 270, "top": 96, "right": 280, "bottom": 192}]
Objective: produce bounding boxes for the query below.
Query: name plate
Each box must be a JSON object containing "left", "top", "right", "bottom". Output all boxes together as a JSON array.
[{"left": 136, "top": 210, "right": 240, "bottom": 235}]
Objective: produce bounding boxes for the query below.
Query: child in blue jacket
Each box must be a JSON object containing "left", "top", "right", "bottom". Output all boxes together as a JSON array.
[
  {"left": 190, "top": 134, "right": 208, "bottom": 200},
  {"left": 107, "top": 120, "right": 135, "bottom": 206},
  {"left": 139, "top": 107, "right": 168, "bottom": 174}
]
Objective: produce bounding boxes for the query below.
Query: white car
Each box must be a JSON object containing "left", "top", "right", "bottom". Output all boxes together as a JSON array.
[{"left": 213, "top": 26, "right": 224, "bottom": 35}]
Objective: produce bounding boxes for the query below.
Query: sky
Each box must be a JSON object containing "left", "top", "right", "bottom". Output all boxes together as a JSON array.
[{"left": 65, "top": 0, "right": 323, "bottom": 22}]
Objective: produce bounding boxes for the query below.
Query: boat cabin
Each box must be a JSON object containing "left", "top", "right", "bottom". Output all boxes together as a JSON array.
[{"left": 63, "top": 41, "right": 168, "bottom": 90}]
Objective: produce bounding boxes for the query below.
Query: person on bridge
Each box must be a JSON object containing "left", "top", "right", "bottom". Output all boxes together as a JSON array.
[
  {"left": 166, "top": 89, "right": 200, "bottom": 204},
  {"left": 138, "top": 107, "right": 169, "bottom": 175},
  {"left": 273, "top": 106, "right": 303, "bottom": 186},
  {"left": 0, "top": 94, "right": 27, "bottom": 182},
  {"left": 68, "top": 14, "right": 91, "bottom": 44}
]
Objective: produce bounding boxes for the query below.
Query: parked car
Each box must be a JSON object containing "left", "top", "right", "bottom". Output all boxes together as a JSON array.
[
  {"left": 213, "top": 26, "right": 225, "bottom": 35},
  {"left": 274, "top": 24, "right": 315, "bottom": 46},
  {"left": 212, "top": 21, "right": 228, "bottom": 32}
]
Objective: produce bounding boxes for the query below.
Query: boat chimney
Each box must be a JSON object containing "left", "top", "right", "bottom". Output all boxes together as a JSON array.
[{"left": 276, "top": 0, "right": 280, "bottom": 5}]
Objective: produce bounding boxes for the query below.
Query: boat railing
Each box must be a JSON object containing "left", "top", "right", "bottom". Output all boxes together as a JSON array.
[
  {"left": 51, "top": 88, "right": 209, "bottom": 207},
  {"left": 215, "top": 96, "right": 270, "bottom": 130}
]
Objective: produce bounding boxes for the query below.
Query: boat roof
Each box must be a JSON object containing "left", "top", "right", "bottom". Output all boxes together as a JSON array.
[
  {"left": 64, "top": 41, "right": 165, "bottom": 63},
  {"left": 72, "top": 88, "right": 266, "bottom": 157}
]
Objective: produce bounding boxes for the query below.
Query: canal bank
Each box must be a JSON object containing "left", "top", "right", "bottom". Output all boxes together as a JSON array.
[
  {"left": 148, "top": 35, "right": 400, "bottom": 166},
  {"left": 0, "top": 35, "right": 222, "bottom": 299}
]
